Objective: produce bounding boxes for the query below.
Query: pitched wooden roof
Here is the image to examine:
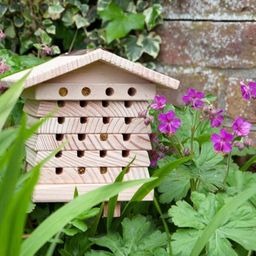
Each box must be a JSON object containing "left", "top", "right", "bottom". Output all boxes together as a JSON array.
[{"left": 1, "top": 48, "right": 179, "bottom": 89}]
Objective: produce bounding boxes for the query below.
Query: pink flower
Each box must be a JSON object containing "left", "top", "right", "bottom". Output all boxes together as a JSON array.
[
  {"left": 151, "top": 95, "right": 167, "bottom": 110},
  {"left": 42, "top": 45, "right": 53, "bottom": 55},
  {"left": 158, "top": 111, "right": 181, "bottom": 135},
  {"left": 149, "top": 150, "right": 162, "bottom": 168},
  {"left": 182, "top": 88, "right": 205, "bottom": 109},
  {"left": 244, "top": 137, "right": 252, "bottom": 147},
  {"left": 240, "top": 81, "right": 256, "bottom": 100},
  {"left": 211, "top": 129, "right": 233, "bottom": 153},
  {"left": 209, "top": 109, "right": 224, "bottom": 128},
  {"left": 144, "top": 116, "right": 153, "bottom": 126},
  {"left": 0, "top": 61, "right": 10, "bottom": 74},
  {"left": 138, "top": 109, "right": 147, "bottom": 118},
  {"left": 0, "top": 30, "right": 5, "bottom": 40},
  {"left": 234, "top": 141, "right": 244, "bottom": 151},
  {"left": 232, "top": 117, "right": 251, "bottom": 137}
]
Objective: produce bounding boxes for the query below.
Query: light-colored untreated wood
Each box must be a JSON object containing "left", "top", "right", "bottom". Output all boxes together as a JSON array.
[
  {"left": 31, "top": 166, "right": 150, "bottom": 184},
  {"left": 22, "top": 83, "right": 156, "bottom": 100},
  {"left": 27, "top": 116, "right": 151, "bottom": 134},
  {"left": 1, "top": 49, "right": 180, "bottom": 89},
  {"left": 103, "top": 202, "right": 121, "bottom": 217},
  {"left": 33, "top": 184, "right": 154, "bottom": 202},
  {"left": 26, "top": 148, "right": 150, "bottom": 167},
  {"left": 24, "top": 100, "right": 149, "bottom": 117},
  {"left": 27, "top": 134, "right": 152, "bottom": 151}
]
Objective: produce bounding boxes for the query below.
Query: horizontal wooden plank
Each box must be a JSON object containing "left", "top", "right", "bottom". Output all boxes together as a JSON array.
[
  {"left": 30, "top": 166, "right": 150, "bottom": 184},
  {"left": 26, "top": 134, "right": 152, "bottom": 151},
  {"left": 26, "top": 148, "right": 150, "bottom": 167},
  {"left": 33, "top": 184, "right": 154, "bottom": 202},
  {"left": 27, "top": 116, "right": 151, "bottom": 134},
  {"left": 24, "top": 100, "right": 149, "bottom": 117},
  {"left": 23, "top": 83, "right": 156, "bottom": 100}
]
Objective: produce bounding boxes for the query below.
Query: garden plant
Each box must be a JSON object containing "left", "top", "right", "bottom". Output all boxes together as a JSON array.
[{"left": 1, "top": 1, "right": 256, "bottom": 256}]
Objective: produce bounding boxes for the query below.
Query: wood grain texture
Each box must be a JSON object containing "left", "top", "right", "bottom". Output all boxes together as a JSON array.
[
  {"left": 24, "top": 100, "right": 149, "bottom": 117},
  {"left": 27, "top": 134, "right": 152, "bottom": 151},
  {"left": 27, "top": 116, "right": 151, "bottom": 134},
  {"left": 23, "top": 83, "right": 156, "bottom": 100},
  {"left": 103, "top": 202, "right": 121, "bottom": 217},
  {"left": 26, "top": 148, "right": 150, "bottom": 167},
  {"left": 32, "top": 166, "right": 150, "bottom": 184},
  {"left": 32, "top": 184, "right": 154, "bottom": 202},
  {"left": 1, "top": 48, "right": 180, "bottom": 90}
]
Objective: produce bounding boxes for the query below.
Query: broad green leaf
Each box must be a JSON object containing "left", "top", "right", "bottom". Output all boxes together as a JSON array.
[
  {"left": 0, "top": 128, "right": 17, "bottom": 156},
  {"left": 21, "top": 178, "right": 154, "bottom": 256},
  {"left": 34, "top": 28, "right": 52, "bottom": 44},
  {"left": 123, "top": 35, "right": 143, "bottom": 61},
  {"left": 0, "top": 3, "right": 8, "bottom": 17},
  {"left": 48, "top": 3, "right": 65, "bottom": 20},
  {"left": 73, "top": 14, "right": 89, "bottom": 29},
  {"left": 143, "top": 4, "right": 162, "bottom": 30},
  {"left": 88, "top": 215, "right": 167, "bottom": 255}
]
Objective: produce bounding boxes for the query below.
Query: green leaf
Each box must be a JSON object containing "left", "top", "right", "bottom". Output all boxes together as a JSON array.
[
  {"left": 73, "top": 14, "right": 89, "bottom": 29},
  {"left": 143, "top": 4, "right": 162, "bottom": 30},
  {"left": 34, "top": 28, "right": 52, "bottom": 44},
  {"left": 46, "top": 25, "right": 56, "bottom": 35},
  {"left": 5, "top": 22, "right": 16, "bottom": 38},
  {"left": 88, "top": 215, "right": 167, "bottom": 255},
  {"left": 169, "top": 190, "right": 256, "bottom": 256},
  {"left": 123, "top": 35, "right": 143, "bottom": 61},
  {"left": 0, "top": 3, "right": 8, "bottom": 17},
  {"left": 0, "top": 128, "right": 17, "bottom": 157},
  {"left": 70, "top": 219, "right": 87, "bottom": 232},
  {"left": 21, "top": 178, "right": 154, "bottom": 256},
  {"left": 48, "top": 3, "right": 65, "bottom": 20}
]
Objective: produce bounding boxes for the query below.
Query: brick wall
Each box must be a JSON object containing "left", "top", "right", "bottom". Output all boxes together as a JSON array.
[{"left": 156, "top": 0, "right": 256, "bottom": 129}]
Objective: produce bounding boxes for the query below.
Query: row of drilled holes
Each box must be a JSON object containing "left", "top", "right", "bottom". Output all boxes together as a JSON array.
[
  {"left": 55, "top": 150, "right": 130, "bottom": 158},
  {"left": 57, "top": 100, "right": 133, "bottom": 108},
  {"left": 55, "top": 167, "right": 130, "bottom": 175},
  {"left": 56, "top": 133, "right": 131, "bottom": 141},
  {"left": 59, "top": 87, "right": 137, "bottom": 97},
  {"left": 57, "top": 117, "right": 133, "bottom": 124}
]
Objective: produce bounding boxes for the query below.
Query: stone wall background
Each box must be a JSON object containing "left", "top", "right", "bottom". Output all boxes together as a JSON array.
[{"left": 156, "top": 0, "right": 256, "bottom": 129}]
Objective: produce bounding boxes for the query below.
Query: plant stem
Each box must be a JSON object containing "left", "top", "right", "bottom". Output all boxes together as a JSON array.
[
  {"left": 247, "top": 250, "right": 252, "bottom": 256},
  {"left": 153, "top": 196, "right": 173, "bottom": 256},
  {"left": 223, "top": 153, "right": 232, "bottom": 185},
  {"left": 45, "top": 231, "right": 62, "bottom": 256},
  {"left": 68, "top": 29, "right": 78, "bottom": 53}
]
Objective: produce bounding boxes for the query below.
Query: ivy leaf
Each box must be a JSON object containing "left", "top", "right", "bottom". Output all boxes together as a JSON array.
[
  {"left": 47, "top": 3, "right": 65, "bottom": 20},
  {"left": 99, "top": 3, "right": 144, "bottom": 43},
  {"left": 137, "top": 32, "right": 161, "bottom": 59},
  {"left": 123, "top": 35, "right": 143, "bottom": 61},
  {"left": 34, "top": 28, "right": 52, "bottom": 44},
  {"left": 46, "top": 25, "right": 56, "bottom": 35},
  {"left": 0, "top": 3, "right": 8, "bottom": 17},
  {"left": 143, "top": 4, "right": 162, "bottom": 30},
  {"left": 86, "top": 215, "right": 167, "bottom": 255},
  {"left": 73, "top": 14, "right": 89, "bottom": 29},
  {"left": 169, "top": 192, "right": 256, "bottom": 256}
]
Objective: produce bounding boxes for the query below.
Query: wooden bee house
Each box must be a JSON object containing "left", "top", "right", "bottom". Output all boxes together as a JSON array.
[{"left": 1, "top": 49, "right": 179, "bottom": 203}]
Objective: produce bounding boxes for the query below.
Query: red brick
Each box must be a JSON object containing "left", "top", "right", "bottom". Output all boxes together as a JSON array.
[{"left": 157, "top": 21, "right": 256, "bottom": 68}]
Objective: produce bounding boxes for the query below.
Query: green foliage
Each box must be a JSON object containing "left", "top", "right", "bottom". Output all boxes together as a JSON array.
[
  {"left": 86, "top": 215, "right": 167, "bottom": 256},
  {"left": 0, "top": 0, "right": 163, "bottom": 62},
  {"left": 169, "top": 191, "right": 256, "bottom": 256}
]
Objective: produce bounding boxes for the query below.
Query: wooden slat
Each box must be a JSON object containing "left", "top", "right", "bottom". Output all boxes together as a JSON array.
[
  {"left": 103, "top": 202, "right": 121, "bottom": 217},
  {"left": 26, "top": 148, "right": 150, "bottom": 167},
  {"left": 26, "top": 134, "right": 152, "bottom": 151},
  {"left": 33, "top": 167, "right": 150, "bottom": 184},
  {"left": 32, "top": 184, "right": 154, "bottom": 202},
  {"left": 24, "top": 100, "right": 149, "bottom": 117},
  {"left": 23, "top": 83, "right": 156, "bottom": 100},
  {"left": 27, "top": 116, "right": 151, "bottom": 134}
]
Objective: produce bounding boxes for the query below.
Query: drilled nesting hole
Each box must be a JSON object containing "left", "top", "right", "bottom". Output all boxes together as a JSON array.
[
  {"left": 105, "top": 87, "right": 114, "bottom": 96},
  {"left": 102, "top": 101, "right": 109, "bottom": 107},
  {"left": 82, "top": 87, "right": 91, "bottom": 96},
  {"left": 125, "top": 117, "right": 132, "bottom": 124},
  {"left": 57, "top": 117, "right": 65, "bottom": 124},
  {"left": 59, "top": 87, "right": 68, "bottom": 97},
  {"left": 55, "top": 151, "right": 62, "bottom": 158},
  {"left": 100, "top": 150, "right": 107, "bottom": 158},
  {"left": 77, "top": 151, "right": 84, "bottom": 158},
  {"left": 122, "top": 134, "right": 131, "bottom": 141},
  {"left": 57, "top": 101, "right": 65, "bottom": 107},
  {"left": 55, "top": 168, "right": 63, "bottom": 175},
  {"left": 100, "top": 167, "right": 108, "bottom": 174},
  {"left": 103, "top": 117, "right": 110, "bottom": 124},
  {"left": 100, "top": 133, "right": 108, "bottom": 141},
  {"left": 56, "top": 134, "right": 64, "bottom": 141},
  {"left": 78, "top": 167, "right": 86, "bottom": 174},
  {"left": 78, "top": 134, "right": 86, "bottom": 141},
  {"left": 128, "top": 87, "right": 136, "bottom": 96},
  {"left": 124, "top": 101, "right": 132, "bottom": 108},
  {"left": 80, "top": 101, "right": 87, "bottom": 107},
  {"left": 122, "top": 150, "right": 130, "bottom": 157},
  {"left": 80, "top": 117, "right": 87, "bottom": 124}
]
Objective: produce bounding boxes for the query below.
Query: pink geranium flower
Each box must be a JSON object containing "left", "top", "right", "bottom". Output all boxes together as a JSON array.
[
  {"left": 211, "top": 129, "right": 233, "bottom": 153},
  {"left": 151, "top": 95, "right": 167, "bottom": 110},
  {"left": 209, "top": 109, "right": 224, "bottom": 128},
  {"left": 240, "top": 81, "right": 256, "bottom": 100},
  {"left": 232, "top": 117, "right": 251, "bottom": 137},
  {"left": 182, "top": 88, "right": 205, "bottom": 109},
  {"left": 0, "top": 61, "right": 10, "bottom": 74},
  {"left": 158, "top": 111, "right": 181, "bottom": 135}
]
